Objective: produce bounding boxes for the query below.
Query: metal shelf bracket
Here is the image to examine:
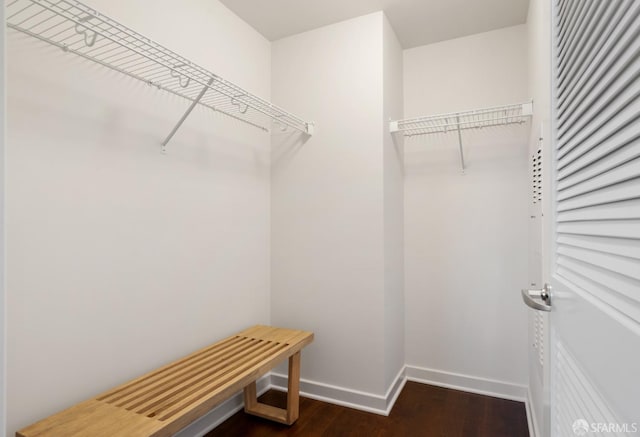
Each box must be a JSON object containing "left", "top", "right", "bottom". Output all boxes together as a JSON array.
[{"left": 161, "top": 77, "right": 214, "bottom": 152}]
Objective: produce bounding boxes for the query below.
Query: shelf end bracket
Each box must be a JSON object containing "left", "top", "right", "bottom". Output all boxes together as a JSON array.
[
  {"left": 306, "top": 122, "right": 315, "bottom": 136},
  {"left": 389, "top": 120, "right": 400, "bottom": 134}
]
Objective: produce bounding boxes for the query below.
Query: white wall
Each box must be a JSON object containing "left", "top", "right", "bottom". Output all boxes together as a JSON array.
[
  {"left": 1, "top": 4, "right": 6, "bottom": 435},
  {"left": 404, "top": 25, "right": 530, "bottom": 398},
  {"left": 271, "top": 12, "right": 387, "bottom": 397},
  {"left": 5, "top": 2, "right": 536, "bottom": 432},
  {"left": 271, "top": 13, "right": 405, "bottom": 409},
  {"left": 382, "top": 15, "right": 405, "bottom": 392},
  {"left": 6, "top": 1, "right": 271, "bottom": 434}
]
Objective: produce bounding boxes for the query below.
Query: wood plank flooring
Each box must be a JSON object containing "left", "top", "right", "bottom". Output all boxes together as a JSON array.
[{"left": 206, "top": 381, "right": 529, "bottom": 436}]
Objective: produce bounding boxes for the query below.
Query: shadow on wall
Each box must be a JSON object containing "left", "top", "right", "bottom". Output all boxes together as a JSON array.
[
  {"left": 271, "top": 130, "right": 312, "bottom": 172},
  {"left": 403, "top": 124, "right": 529, "bottom": 176},
  {"left": 8, "top": 33, "right": 273, "bottom": 176},
  {"left": 9, "top": 77, "right": 273, "bottom": 177}
]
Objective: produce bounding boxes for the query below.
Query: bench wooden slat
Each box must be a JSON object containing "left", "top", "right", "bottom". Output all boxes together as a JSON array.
[
  {"left": 137, "top": 342, "right": 287, "bottom": 418},
  {"left": 159, "top": 342, "right": 294, "bottom": 421},
  {"left": 98, "top": 336, "right": 253, "bottom": 405},
  {"left": 118, "top": 339, "right": 274, "bottom": 413},
  {"left": 97, "top": 336, "right": 249, "bottom": 404},
  {"left": 17, "top": 325, "right": 314, "bottom": 437}
]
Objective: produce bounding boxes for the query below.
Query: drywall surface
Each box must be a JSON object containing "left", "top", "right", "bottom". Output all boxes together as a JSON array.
[
  {"left": 271, "top": 12, "right": 388, "bottom": 396},
  {"left": 382, "top": 14, "right": 405, "bottom": 392},
  {"left": 6, "top": 0, "right": 271, "bottom": 434},
  {"left": 0, "top": 4, "right": 6, "bottom": 435},
  {"left": 404, "top": 25, "right": 530, "bottom": 394}
]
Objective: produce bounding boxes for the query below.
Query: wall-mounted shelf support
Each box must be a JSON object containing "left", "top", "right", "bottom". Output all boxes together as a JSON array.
[
  {"left": 6, "top": 0, "right": 314, "bottom": 148},
  {"left": 390, "top": 101, "right": 533, "bottom": 172},
  {"left": 456, "top": 115, "right": 465, "bottom": 172},
  {"left": 161, "top": 77, "right": 214, "bottom": 152}
]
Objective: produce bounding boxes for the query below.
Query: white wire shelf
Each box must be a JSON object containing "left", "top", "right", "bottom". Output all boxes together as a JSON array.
[
  {"left": 6, "top": 0, "right": 314, "bottom": 149},
  {"left": 390, "top": 101, "right": 533, "bottom": 171},
  {"left": 390, "top": 101, "right": 533, "bottom": 137}
]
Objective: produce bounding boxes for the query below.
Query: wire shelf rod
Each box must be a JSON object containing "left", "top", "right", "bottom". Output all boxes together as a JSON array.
[
  {"left": 402, "top": 115, "right": 529, "bottom": 136},
  {"left": 6, "top": 0, "right": 313, "bottom": 145},
  {"left": 9, "top": 23, "right": 268, "bottom": 132},
  {"left": 391, "top": 101, "right": 533, "bottom": 137}
]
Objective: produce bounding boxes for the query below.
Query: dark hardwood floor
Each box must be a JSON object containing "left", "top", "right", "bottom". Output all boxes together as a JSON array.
[{"left": 206, "top": 381, "right": 529, "bottom": 437}]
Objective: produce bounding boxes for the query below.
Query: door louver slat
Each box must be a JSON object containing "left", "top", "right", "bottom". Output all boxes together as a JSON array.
[{"left": 554, "top": 0, "right": 640, "bottom": 323}]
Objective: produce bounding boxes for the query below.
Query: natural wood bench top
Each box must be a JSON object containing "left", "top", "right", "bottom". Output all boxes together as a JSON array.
[{"left": 17, "top": 325, "right": 314, "bottom": 437}]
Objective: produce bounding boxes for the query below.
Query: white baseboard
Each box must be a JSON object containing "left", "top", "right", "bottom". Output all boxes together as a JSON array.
[
  {"left": 525, "top": 388, "right": 538, "bottom": 437},
  {"left": 270, "top": 366, "right": 407, "bottom": 416},
  {"left": 175, "top": 366, "right": 528, "bottom": 436},
  {"left": 405, "top": 365, "right": 527, "bottom": 402},
  {"left": 384, "top": 367, "right": 407, "bottom": 414},
  {"left": 173, "top": 375, "right": 271, "bottom": 437}
]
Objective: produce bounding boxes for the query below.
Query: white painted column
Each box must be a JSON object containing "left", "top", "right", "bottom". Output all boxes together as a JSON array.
[
  {"left": 271, "top": 12, "right": 405, "bottom": 411},
  {"left": 0, "top": 2, "right": 6, "bottom": 434}
]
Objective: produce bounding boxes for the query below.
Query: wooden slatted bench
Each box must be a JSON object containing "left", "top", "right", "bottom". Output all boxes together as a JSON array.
[{"left": 17, "top": 325, "right": 314, "bottom": 437}]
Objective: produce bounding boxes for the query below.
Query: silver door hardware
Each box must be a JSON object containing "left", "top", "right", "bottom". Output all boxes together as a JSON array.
[{"left": 521, "top": 284, "right": 552, "bottom": 312}]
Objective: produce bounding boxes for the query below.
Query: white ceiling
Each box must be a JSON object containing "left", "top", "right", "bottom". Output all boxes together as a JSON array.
[{"left": 219, "top": 0, "right": 530, "bottom": 49}]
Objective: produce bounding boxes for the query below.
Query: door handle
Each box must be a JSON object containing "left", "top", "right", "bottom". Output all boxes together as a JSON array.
[{"left": 522, "top": 284, "right": 552, "bottom": 312}]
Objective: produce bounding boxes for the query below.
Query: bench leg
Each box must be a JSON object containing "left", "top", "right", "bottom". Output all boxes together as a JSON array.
[
  {"left": 243, "top": 351, "right": 301, "bottom": 425},
  {"left": 286, "top": 352, "right": 300, "bottom": 424}
]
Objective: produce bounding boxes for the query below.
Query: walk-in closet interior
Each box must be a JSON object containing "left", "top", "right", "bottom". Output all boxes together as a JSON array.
[{"left": 3, "top": 0, "right": 639, "bottom": 436}]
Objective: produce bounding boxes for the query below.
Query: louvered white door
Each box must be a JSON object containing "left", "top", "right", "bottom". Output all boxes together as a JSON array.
[
  {"left": 528, "top": 137, "right": 550, "bottom": 437},
  {"left": 550, "top": 0, "right": 640, "bottom": 436}
]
